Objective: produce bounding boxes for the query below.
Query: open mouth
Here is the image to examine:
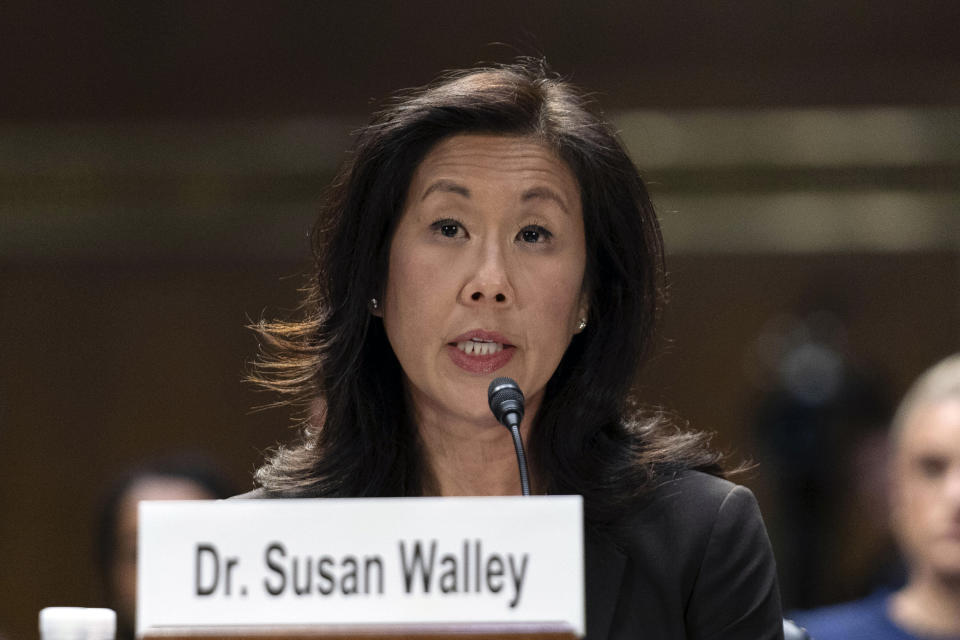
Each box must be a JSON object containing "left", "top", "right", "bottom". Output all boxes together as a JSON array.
[
  {"left": 446, "top": 333, "right": 516, "bottom": 373},
  {"left": 454, "top": 339, "right": 505, "bottom": 356}
]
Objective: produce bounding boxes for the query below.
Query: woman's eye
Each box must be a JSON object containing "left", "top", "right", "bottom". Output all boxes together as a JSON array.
[
  {"left": 917, "top": 456, "right": 947, "bottom": 479},
  {"left": 430, "top": 219, "right": 465, "bottom": 238},
  {"left": 518, "top": 225, "right": 552, "bottom": 244},
  {"left": 441, "top": 224, "right": 459, "bottom": 237}
]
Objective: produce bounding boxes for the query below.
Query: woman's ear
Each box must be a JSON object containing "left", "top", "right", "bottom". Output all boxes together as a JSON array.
[{"left": 575, "top": 293, "right": 590, "bottom": 334}]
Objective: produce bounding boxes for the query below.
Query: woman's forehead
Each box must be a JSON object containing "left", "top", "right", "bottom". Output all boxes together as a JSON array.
[{"left": 407, "top": 134, "right": 580, "bottom": 206}]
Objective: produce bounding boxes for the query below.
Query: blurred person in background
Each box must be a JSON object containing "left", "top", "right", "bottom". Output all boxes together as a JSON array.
[
  {"left": 96, "top": 457, "right": 234, "bottom": 640},
  {"left": 791, "top": 353, "right": 960, "bottom": 639}
]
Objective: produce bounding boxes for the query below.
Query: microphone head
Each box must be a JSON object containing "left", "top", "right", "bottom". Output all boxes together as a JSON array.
[{"left": 488, "top": 377, "right": 525, "bottom": 428}]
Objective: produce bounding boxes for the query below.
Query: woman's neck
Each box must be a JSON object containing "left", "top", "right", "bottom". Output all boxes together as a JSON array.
[{"left": 414, "top": 402, "right": 538, "bottom": 497}]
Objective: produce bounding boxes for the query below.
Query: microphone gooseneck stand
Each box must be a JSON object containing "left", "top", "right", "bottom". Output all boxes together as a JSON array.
[{"left": 487, "top": 377, "right": 531, "bottom": 496}]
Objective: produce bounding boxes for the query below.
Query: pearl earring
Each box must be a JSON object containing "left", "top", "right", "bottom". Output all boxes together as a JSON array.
[
  {"left": 369, "top": 298, "right": 379, "bottom": 311},
  {"left": 578, "top": 318, "right": 587, "bottom": 331}
]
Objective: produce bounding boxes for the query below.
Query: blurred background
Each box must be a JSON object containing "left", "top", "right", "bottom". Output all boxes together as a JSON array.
[{"left": 1, "top": 1, "right": 958, "bottom": 637}]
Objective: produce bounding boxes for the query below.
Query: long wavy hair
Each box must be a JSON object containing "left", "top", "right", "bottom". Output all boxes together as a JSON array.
[{"left": 250, "top": 61, "right": 723, "bottom": 521}]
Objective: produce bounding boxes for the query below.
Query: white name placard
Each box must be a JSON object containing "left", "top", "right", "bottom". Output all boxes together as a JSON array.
[{"left": 137, "top": 496, "right": 584, "bottom": 636}]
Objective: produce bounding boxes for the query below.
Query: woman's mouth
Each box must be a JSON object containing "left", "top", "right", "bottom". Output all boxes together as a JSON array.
[
  {"left": 447, "top": 334, "right": 515, "bottom": 374},
  {"left": 455, "top": 339, "right": 505, "bottom": 356}
]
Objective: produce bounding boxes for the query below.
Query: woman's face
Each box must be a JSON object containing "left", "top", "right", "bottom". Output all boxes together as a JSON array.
[{"left": 381, "top": 134, "right": 588, "bottom": 428}]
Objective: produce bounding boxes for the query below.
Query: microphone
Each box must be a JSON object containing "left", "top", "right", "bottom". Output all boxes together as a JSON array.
[{"left": 488, "top": 377, "right": 531, "bottom": 496}]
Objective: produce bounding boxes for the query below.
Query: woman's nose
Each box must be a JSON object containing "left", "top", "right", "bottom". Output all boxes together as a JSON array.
[{"left": 461, "top": 241, "right": 514, "bottom": 306}]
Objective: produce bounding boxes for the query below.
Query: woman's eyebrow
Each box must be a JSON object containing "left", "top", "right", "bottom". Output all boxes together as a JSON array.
[
  {"left": 522, "top": 186, "right": 570, "bottom": 215},
  {"left": 422, "top": 179, "right": 470, "bottom": 200},
  {"left": 421, "top": 180, "right": 570, "bottom": 215}
]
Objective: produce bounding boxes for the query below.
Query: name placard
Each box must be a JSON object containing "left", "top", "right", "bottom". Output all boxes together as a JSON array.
[{"left": 137, "top": 496, "right": 584, "bottom": 636}]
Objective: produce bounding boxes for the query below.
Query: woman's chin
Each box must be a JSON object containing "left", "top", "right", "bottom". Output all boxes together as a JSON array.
[
  {"left": 406, "top": 382, "right": 501, "bottom": 430},
  {"left": 448, "top": 402, "right": 506, "bottom": 430}
]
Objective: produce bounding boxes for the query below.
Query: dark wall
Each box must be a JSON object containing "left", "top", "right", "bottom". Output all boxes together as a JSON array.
[
  {"left": 0, "top": 261, "right": 304, "bottom": 632},
  {"left": 3, "top": 0, "right": 960, "bottom": 120}
]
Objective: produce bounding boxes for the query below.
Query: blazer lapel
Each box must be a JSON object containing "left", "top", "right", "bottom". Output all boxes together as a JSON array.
[{"left": 584, "top": 525, "right": 627, "bottom": 640}]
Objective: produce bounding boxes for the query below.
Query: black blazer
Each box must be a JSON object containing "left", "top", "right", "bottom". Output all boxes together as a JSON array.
[
  {"left": 235, "top": 470, "right": 783, "bottom": 639},
  {"left": 584, "top": 470, "right": 784, "bottom": 640}
]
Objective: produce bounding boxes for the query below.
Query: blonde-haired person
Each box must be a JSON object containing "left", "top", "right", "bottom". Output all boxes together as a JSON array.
[{"left": 793, "top": 354, "right": 960, "bottom": 639}]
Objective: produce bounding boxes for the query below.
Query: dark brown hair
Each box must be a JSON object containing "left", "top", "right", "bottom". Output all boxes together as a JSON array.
[{"left": 250, "top": 60, "right": 722, "bottom": 521}]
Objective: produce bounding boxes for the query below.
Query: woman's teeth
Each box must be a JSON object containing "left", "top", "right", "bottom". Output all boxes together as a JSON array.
[{"left": 456, "top": 340, "right": 504, "bottom": 356}]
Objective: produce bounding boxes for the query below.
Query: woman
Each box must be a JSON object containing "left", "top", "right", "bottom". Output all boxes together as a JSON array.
[{"left": 245, "top": 61, "right": 784, "bottom": 639}]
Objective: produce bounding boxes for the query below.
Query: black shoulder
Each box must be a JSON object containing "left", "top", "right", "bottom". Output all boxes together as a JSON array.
[
  {"left": 613, "top": 468, "right": 740, "bottom": 531},
  {"left": 650, "top": 468, "right": 738, "bottom": 509},
  {"left": 595, "top": 469, "right": 748, "bottom": 582},
  {"left": 673, "top": 472, "right": 783, "bottom": 638},
  {"left": 591, "top": 469, "right": 783, "bottom": 639}
]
